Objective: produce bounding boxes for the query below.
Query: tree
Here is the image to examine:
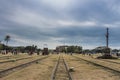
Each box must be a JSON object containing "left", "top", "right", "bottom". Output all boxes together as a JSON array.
[
  {"left": 4, "top": 35, "right": 10, "bottom": 54},
  {"left": 4, "top": 35, "right": 10, "bottom": 46}
]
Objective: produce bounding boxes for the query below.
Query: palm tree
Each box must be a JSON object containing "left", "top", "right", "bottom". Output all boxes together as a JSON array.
[
  {"left": 4, "top": 35, "right": 10, "bottom": 46},
  {"left": 4, "top": 35, "right": 10, "bottom": 54}
]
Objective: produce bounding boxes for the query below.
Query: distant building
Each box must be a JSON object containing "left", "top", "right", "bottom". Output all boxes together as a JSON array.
[
  {"left": 56, "top": 45, "right": 82, "bottom": 53},
  {"left": 56, "top": 45, "right": 68, "bottom": 52},
  {"left": 95, "top": 46, "right": 111, "bottom": 53},
  {"left": 95, "top": 46, "right": 107, "bottom": 50}
]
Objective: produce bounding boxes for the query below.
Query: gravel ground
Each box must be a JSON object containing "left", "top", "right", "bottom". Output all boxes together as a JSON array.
[
  {"left": 0, "top": 55, "right": 46, "bottom": 71},
  {"left": 1, "top": 54, "right": 58, "bottom": 80},
  {"left": 65, "top": 54, "right": 120, "bottom": 80},
  {"left": 1, "top": 54, "right": 120, "bottom": 80},
  {"left": 73, "top": 54, "right": 120, "bottom": 71}
]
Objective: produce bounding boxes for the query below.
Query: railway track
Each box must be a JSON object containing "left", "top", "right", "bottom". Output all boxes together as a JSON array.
[
  {"left": 0, "top": 56, "right": 32, "bottom": 64},
  {"left": 0, "top": 55, "right": 29, "bottom": 60},
  {"left": 72, "top": 55, "right": 120, "bottom": 75},
  {"left": 0, "top": 56, "right": 49, "bottom": 78},
  {"left": 100, "top": 59, "right": 120, "bottom": 65},
  {"left": 51, "top": 55, "right": 72, "bottom": 80},
  {"left": 89, "top": 54, "right": 120, "bottom": 65},
  {"left": 0, "top": 56, "right": 12, "bottom": 60}
]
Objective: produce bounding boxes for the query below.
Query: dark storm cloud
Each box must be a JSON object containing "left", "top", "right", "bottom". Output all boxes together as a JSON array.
[
  {"left": 68, "top": 0, "right": 120, "bottom": 23},
  {"left": 0, "top": 0, "right": 120, "bottom": 49}
]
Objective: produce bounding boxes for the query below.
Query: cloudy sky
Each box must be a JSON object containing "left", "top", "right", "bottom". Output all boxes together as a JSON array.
[{"left": 0, "top": 0, "right": 120, "bottom": 49}]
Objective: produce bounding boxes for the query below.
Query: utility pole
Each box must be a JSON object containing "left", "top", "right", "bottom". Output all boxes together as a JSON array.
[
  {"left": 97, "top": 27, "right": 117, "bottom": 59},
  {"left": 106, "top": 28, "right": 109, "bottom": 48},
  {"left": 105, "top": 27, "right": 111, "bottom": 56}
]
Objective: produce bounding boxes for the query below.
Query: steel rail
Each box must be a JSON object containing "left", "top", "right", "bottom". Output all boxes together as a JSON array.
[
  {"left": 0, "top": 56, "right": 49, "bottom": 78},
  {"left": 51, "top": 55, "right": 60, "bottom": 80},
  {"left": 0, "top": 57, "right": 32, "bottom": 64},
  {"left": 72, "top": 55, "right": 120, "bottom": 74},
  {"left": 51, "top": 55, "right": 72, "bottom": 80},
  {"left": 62, "top": 55, "right": 73, "bottom": 80},
  {"left": 100, "top": 59, "right": 120, "bottom": 64}
]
